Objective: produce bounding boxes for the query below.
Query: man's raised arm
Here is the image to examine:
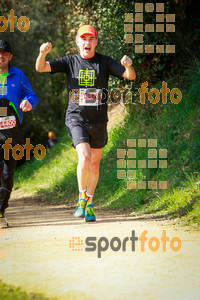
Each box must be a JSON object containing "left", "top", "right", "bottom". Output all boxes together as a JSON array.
[
  {"left": 35, "top": 42, "right": 52, "bottom": 73},
  {"left": 121, "top": 55, "right": 136, "bottom": 81}
]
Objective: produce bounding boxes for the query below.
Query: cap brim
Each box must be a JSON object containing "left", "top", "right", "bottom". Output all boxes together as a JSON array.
[
  {"left": 0, "top": 47, "right": 12, "bottom": 53},
  {"left": 79, "top": 32, "right": 96, "bottom": 37}
]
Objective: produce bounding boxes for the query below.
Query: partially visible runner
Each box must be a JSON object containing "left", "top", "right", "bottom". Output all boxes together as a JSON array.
[
  {"left": 35, "top": 25, "right": 136, "bottom": 222},
  {"left": 0, "top": 40, "right": 38, "bottom": 228},
  {"left": 47, "top": 131, "right": 58, "bottom": 151}
]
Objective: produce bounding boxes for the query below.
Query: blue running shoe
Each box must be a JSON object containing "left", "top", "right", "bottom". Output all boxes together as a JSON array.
[
  {"left": 74, "top": 199, "right": 87, "bottom": 217},
  {"left": 85, "top": 204, "right": 96, "bottom": 222}
]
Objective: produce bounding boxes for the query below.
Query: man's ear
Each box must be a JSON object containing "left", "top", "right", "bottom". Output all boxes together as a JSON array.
[{"left": 9, "top": 54, "right": 13, "bottom": 62}]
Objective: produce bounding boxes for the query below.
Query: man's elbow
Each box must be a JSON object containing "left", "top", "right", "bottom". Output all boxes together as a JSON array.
[
  {"left": 131, "top": 74, "right": 136, "bottom": 80},
  {"left": 35, "top": 65, "right": 43, "bottom": 73},
  {"left": 35, "top": 62, "right": 51, "bottom": 73},
  {"left": 123, "top": 72, "right": 136, "bottom": 81}
]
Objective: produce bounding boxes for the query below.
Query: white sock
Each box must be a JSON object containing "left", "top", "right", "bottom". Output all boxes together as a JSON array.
[{"left": 86, "top": 193, "right": 93, "bottom": 198}]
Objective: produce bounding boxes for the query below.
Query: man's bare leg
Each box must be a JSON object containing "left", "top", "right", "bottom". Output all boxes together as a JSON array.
[
  {"left": 87, "top": 148, "right": 103, "bottom": 196},
  {"left": 76, "top": 142, "right": 91, "bottom": 191},
  {"left": 85, "top": 148, "right": 102, "bottom": 222},
  {"left": 74, "top": 142, "right": 91, "bottom": 217},
  {"left": 74, "top": 145, "right": 103, "bottom": 221}
]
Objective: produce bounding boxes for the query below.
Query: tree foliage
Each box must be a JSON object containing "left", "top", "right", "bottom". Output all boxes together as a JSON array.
[{"left": 0, "top": 0, "right": 199, "bottom": 146}]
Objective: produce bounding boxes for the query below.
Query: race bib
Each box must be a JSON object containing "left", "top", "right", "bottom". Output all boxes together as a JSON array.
[
  {"left": 79, "top": 88, "right": 103, "bottom": 106},
  {"left": 0, "top": 116, "right": 16, "bottom": 130}
]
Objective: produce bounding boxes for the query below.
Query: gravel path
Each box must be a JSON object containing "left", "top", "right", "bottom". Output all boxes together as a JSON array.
[{"left": 0, "top": 190, "right": 200, "bottom": 300}]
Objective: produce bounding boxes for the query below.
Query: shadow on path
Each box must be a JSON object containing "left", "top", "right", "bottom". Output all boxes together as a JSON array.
[{"left": 6, "top": 191, "right": 167, "bottom": 228}]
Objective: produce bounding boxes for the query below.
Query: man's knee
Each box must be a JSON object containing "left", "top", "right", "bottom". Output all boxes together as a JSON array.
[
  {"left": 79, "top": 153, "right": 91, "bottom": 169},
  {"left": 90, "top": 160, "right": 100, "bottom": 173}
]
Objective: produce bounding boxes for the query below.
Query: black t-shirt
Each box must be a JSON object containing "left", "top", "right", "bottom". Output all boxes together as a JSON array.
[{"left": 50, "top": 53, "right": 125, "bottom": 123}]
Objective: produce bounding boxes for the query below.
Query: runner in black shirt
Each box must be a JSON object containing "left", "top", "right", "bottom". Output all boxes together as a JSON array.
[{"left": 36, "top": 25, "right": 136, "bottom": 222}]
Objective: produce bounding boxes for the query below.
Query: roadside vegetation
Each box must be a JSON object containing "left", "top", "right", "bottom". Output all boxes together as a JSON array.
[{"left": 0, "top": 281, "right": 50, "bottom": 300}]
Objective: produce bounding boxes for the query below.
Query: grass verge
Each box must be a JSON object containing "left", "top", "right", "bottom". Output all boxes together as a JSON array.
[{"left": 0, "top": 281, "right": 51, "bottom": 300}]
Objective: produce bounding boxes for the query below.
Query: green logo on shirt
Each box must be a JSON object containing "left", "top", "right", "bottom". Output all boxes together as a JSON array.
[{"left": 78, "top": 70, "right": 95, "bottom": 86}]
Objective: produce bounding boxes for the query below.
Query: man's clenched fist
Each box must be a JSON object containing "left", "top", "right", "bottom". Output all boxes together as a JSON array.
[
  {"left": 39, "top": 42, "right": 52, "bottom": 55},
  {"left": 121, "top": 55, "right": 132, "bottom": 68},
  {"left": 20, "top": 100, "right": 32, "bottom": 112}
]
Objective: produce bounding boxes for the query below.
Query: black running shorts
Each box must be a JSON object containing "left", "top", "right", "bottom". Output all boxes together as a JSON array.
[{"left": 66, "top": 119, "right": 108, "bottom": 149}]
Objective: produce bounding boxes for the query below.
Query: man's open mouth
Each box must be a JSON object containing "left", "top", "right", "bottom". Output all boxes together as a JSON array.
[{"left": 84, "top": 47, "right": 91, "bottom": 51}]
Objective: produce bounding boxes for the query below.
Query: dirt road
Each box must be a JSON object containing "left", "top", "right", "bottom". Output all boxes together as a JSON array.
[{"left": 0, "top": 190, "right": 200, "bottom": 300}]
